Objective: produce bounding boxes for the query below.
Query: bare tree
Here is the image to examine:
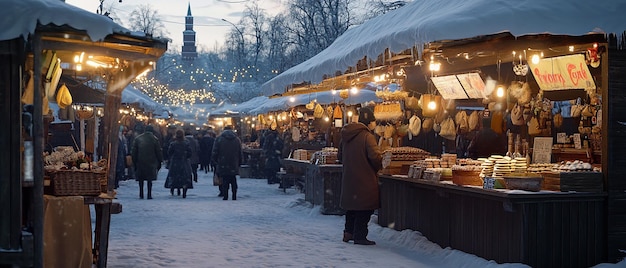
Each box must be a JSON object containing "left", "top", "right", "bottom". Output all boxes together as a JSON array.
[
  {"left": 210, "top": 82, "right": 262, "bottom": 104},
  {"left": 264, "top": 14, "right": 291, "bottom": 75},
  {"left": 128, "top": 4, "right": 168, "bottom": 38},
  {"left": 287, "top": 0, "right": 353, "bottom": 64},
  {"left": 363, "top": 0, "right": 410, "bottom": 20},
  {"left": 242, "top": 1, "right": 268, "bottom": 69}
]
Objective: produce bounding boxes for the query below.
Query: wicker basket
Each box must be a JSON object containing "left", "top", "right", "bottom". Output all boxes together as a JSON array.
[
  {"left": 48, "top": 170, "right": 106, "bottom": 196},
  {"left": 452, "top": 170, "right": 482, "bottom": 186}
]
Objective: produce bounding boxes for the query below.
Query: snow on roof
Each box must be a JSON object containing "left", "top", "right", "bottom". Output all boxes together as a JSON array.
[
  {"left": 0, "top": 0, "right": 132, "bottom": 42},
  {"left": 209, "top": 90, "right": 385, "bottom": 116},
  {"left": 261, "top": 0, "right": 626, "bottom": 96},
  {"left": 122, "top": 84, "right": 165, "bottom": 114}
]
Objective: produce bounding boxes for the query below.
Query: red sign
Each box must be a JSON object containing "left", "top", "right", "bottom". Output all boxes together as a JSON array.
[{"left": 528, "top": 54, "right": 596, "bottom": 91}]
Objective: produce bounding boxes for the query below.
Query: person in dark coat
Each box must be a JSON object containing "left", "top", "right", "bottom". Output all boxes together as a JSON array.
[
  {"left": 262, "top": 128, "right": 283, "bottom": 184},
  {"left": 115, "top": 126, "right": 128, "bottom": 189},
  {"left": 467, "top": 117, "right": 507, "bottom": 158},
  {"left": 198, "top": 130, "right": 215, "bottom": 174},
  {"left": 165, "top": 129, "right": 194, "bottom": 198},
  {"left": 185, "top": 129, "right": 200, "bottom": 182},
  {"left": 211, "top": 125, "right": 242, "bottom": 200},
  {"left": 337, "top": 106, "right": 382, "bottom": 245},
  {"left": 131, "top": 125, "right": 163, "bottom": 199}
]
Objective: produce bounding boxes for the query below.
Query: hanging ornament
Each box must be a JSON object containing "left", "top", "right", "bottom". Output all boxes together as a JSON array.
[{"left": 586, "top": 43, "right": 601, "bottom": 68}]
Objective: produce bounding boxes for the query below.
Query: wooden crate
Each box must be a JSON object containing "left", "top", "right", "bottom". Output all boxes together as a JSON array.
[
  {"left": 541, "top": 172, "right": 603, "bottom": 192},
  {"left": 381, "top": 161, "right": 413, "bottom": 175}
]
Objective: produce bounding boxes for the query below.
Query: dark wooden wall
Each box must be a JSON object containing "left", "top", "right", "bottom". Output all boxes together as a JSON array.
[
  {"left": 0, "top": 38, "right": 34, "bottom": 266},
  {"left": 606, "top": 39, "right": 626, "bottom": 263}
]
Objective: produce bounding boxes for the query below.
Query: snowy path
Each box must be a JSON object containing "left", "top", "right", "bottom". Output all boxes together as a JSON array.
[{"left": 103, "top": 169, "right": 529, "bottom": 268}]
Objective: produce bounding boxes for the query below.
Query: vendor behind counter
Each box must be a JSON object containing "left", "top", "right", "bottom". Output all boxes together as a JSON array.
[{"left": 467, "top": 116, "right": 507, "bottom": 158}]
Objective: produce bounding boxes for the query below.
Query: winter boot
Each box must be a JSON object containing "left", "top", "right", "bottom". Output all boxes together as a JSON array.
[
  {"left": 170, "top": 188, "right": 174, "bottom": 196},
  {"left": 223, "top": 192, "right": 228, "bottom": 200},
  {"left": 232, "top": 190, "right": 237, "bottom": 200},
  {"left": 147, "top": 182, "right": 153, "bottom": 199},
  {"left": 177, "top": 188, "right": 181, "bottom": 196},
  {"left": 139, "top": 182, "right": 144, "bottom": 199},
  {"left": 354, "top": 239, "right": 376, "bottom": 245},
  {"left": 182, "top": 187, "right": 187, "bottom": 199},
  {"left": 342, "top": 232, "right": 353, "bottom": 243}
]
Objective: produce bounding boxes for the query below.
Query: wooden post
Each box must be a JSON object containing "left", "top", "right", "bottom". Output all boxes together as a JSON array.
[{"left": 101, "top": 62, "right": 154, "bottom": 193}]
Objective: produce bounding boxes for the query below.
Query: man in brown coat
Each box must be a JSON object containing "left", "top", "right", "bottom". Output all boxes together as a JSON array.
[{"left": 337, "top": 106, "right": 382, "bottom": 245}]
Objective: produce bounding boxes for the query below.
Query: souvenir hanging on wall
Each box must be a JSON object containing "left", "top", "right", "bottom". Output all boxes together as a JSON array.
[
  {"left": 333, "top": 105, "right": 343, "bottom": 119},
  {"left": 373, "top": 102, "right": 403, "bottom": 121}
]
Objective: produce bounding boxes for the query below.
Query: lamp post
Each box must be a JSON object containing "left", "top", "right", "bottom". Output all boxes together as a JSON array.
[{"left": 221, "top": 18, "right": 245, "bottom": 68}]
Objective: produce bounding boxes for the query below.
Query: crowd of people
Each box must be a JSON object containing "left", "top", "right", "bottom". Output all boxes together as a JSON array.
[
  {"left": 115, "top": 110, "right": 383, "bottom": 245},
  {"left": 115, "top": 122, "right": 242, "bottom": 200}
]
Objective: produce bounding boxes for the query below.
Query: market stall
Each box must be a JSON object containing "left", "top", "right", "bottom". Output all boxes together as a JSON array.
[
  {"left": 0, "top": 1, "right": 167, "bottom": 267},
  {"left": 257, "top": 0, "right": 626, "bottom": 265}
]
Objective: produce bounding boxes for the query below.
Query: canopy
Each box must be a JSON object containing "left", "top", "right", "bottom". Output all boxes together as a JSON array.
[
  {"left": 122, "top": 85, "right": 167, "bottom": 115},
  {"left": 247, "top": 89, "right": 382, "bottom": 115},
  {"left": 0, "top": 0, "right": 135, "bottom": 42},
  {"left": 261, "top": 0, "right": 626, "bottom": 96}
]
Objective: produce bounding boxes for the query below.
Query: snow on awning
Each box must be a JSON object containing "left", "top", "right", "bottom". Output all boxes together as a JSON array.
[
  {"left": 247, "top": 89, "right": 382, "bottom": 115},
  {"left": 261, "top": 0, "right": 626, "bottom": 96},
  {"left": 0, "top": 0, "right": 133, "bottom": 42},
  {"left": 122, "top": 85, "right": 165, "bottom": 114}
]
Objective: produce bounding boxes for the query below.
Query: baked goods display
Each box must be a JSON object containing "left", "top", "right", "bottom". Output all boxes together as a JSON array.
[
  {"left": 311, "top": 147, "right": 338, "bottom": 165},
  {"left": 382, "top": 147, "right": 430, "bottom": 168}
]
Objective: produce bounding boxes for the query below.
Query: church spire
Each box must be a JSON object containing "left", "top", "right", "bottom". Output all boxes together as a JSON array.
[{"left": 182, "top": 2, "right": 198, "bottom": 61}]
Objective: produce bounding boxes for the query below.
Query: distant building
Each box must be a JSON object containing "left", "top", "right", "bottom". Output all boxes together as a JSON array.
[{"left": 181, "top": 2, "right": 198, "bottom": 61}]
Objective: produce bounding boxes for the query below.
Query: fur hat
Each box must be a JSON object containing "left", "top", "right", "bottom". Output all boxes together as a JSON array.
[{"left": 358, "top": 106, "right": 376, "bottom": 124}]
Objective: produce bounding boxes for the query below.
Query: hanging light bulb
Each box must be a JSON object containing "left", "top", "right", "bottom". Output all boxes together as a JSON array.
[
  {"left": 531, "top": 54, "right": 540, "bottom": 64},
  {"left": 350, "top": 87, "right": 358, "bottom": 94},
  {"left": 347, "top": 111, "right": 353, "bottom": 117},
  {"left": 427, "top": 100, "right": 437, "bottom": 110},
  {"left": 496, "top": 86, "right": 505, "bottom": 98}
]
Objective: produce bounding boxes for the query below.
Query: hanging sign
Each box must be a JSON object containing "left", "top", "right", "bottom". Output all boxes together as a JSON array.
[
  {"left": 457, "top": 72, "right": 486, "bottom": 99},
  {"left": 431, "top": 75, "right": 469, "bottom": 99},
  {"left": 528, "top": 54, "right": 596, "bottom": 91}
]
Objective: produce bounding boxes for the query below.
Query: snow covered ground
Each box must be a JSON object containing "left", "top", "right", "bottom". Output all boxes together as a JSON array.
[{"left": 103, "top": 169, "right": 625, "bottom": 268}]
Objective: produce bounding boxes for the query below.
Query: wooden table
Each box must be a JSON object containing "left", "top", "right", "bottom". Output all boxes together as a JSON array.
[
  {"left": 42, "top": 195, "right": 121, "bottom": 268},
  {"left": 282, "top": 159, "right": 345, "bottom": 215},
  {"left": 84, "top": 196, "right": 122, "bottom": 268},
  {"left": 378, "top": 175, "right": 607, "bottom": 268}
]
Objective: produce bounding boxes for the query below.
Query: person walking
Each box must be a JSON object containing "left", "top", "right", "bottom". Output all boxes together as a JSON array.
[
  {"left": 185, "top": 128, "right": 200, "bottom": 182},
  {"left": 337, "top": 106, "right": 382, "bottom": 245},
  {"left": 262, "top": 128, "right": 283, "bottom": 184},
  {"left": 211, "top": 125, "right": 242, "bottom": 200},
  {"left": 131, "top": 125, "right": 163, "bottom": 199},
  {"left": 115, "top": 126, "right": 128, "bottom": 189},
  {"left": 198, "top": 130, "right": 215, "bottom": 174},
  {"left": 165, "top": 129, "right": 194, "bottom": 198}
]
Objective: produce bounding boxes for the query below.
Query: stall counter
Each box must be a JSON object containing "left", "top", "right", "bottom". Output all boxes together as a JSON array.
[
  {"left": 378, "top": 175, "right": 607, "bottom": 268},
  {"left": 282, "top": 158, "right": 345, "bottom": 215}
]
